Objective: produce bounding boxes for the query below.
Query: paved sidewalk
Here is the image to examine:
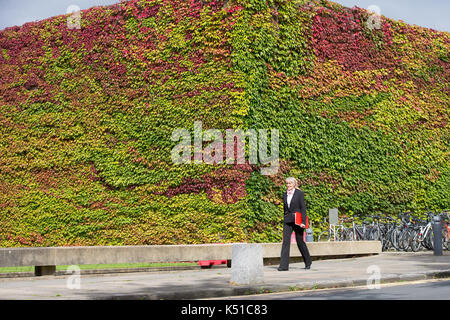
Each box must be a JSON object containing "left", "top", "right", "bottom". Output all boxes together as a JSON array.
[{"left": 0, "top": 251, "right": 449, "bottom": 300}]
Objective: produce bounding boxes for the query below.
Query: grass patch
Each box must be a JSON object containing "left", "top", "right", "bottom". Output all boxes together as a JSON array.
[{"left": 0, "top": 262, "right": 198, "bottom": 273}]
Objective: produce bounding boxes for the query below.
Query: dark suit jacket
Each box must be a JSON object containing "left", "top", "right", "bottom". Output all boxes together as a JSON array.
[{"left": 283, "top": 188, "right": 307, "bottom": 225}]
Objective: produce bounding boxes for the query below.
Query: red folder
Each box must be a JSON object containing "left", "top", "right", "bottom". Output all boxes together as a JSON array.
[{"left": 295, "top": 211, "right": 309, "bottom": 228}]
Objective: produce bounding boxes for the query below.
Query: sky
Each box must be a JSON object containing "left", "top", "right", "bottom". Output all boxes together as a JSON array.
[
  {"left": 0, "top": 0, "right": 449, "bottom": 32},
  {"left": 334, "top": 0, "right": 449, "bottom": 32}
]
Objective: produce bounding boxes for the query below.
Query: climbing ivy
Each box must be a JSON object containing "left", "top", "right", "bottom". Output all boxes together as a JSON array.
[{"left": 0, "top": 0, "right": 448, "bottom": 246}]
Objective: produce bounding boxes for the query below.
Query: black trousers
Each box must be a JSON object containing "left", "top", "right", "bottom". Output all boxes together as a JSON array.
[{"left": 279, "top": 222, "right": 312, "bottom": 269}]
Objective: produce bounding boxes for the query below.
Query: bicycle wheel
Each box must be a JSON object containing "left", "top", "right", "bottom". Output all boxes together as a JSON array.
[
  {"left": 340, "top": 228, "right": 350, "bottom": 241},
  {"left": 337, "top": 226, "right": 348, "bottom": 241},
  {"left": 354, "top": 227, "right": 364, "bottom": 241},
  {"left": 390, "top": 228, "right": 401, "bottom": 251},
  {"left": 334, "top": 228, "right": 343, "bottom": 241},
  {"left": 423, "top": 230, "right": 434, "bottom": 250},
  {"left": 344, "top": 229, "right": 355, "bottom": 241},
  {"left": 368, "top": 228, "right": 378, "bottom": 240},
  {"left": 364, "top": 226, "right": 373, "bottom": 241},
  {"left": 318, "top": 230, "right": 330, "bottom": 242},
  {"left": 382, "top": 230, "right": 393, "bottom": 251},
  {"left": 398, "top": 229, "right": 411, "bottom": 251},
  {"left": 410, "top": 230, "right": 422, "bottom": 252},
  {"left": 380, "top": 228, "right": 390, "bottom": 251},
  {"left": 407, "top": 229, "right": 419, "bottom": 252}
]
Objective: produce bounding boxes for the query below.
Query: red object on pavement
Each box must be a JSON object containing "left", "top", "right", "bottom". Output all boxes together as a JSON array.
[{"left": 198, "top": 260, "right": 227, "bottom": 268}]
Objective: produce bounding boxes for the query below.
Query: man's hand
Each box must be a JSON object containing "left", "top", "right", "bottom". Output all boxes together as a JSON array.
[{"left": 300, "top": 224, "right": 305, "bottom": 228}]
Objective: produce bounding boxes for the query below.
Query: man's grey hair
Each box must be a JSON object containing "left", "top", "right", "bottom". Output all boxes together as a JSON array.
[{"left": 285, "top": 177, "right": 298, "bottom": 186}]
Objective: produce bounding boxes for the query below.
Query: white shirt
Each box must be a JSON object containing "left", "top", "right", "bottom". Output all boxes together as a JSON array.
[{"left": 287, "top": 189, "right": 295, "bottom": 208}]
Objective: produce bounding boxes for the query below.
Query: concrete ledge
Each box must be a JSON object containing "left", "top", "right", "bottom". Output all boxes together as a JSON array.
[
  {"left": 0, "top": 244, "right": 235, "bottom": 267},
  {"left": 261, "top": 240, "right": 381, "bottom": 258},
  {"left": 0, "top": 241, "right": 381, "bottom": 270}
]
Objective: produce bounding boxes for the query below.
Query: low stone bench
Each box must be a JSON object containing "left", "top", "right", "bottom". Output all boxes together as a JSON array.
[{"left": 0, "top": 241, "right": 381, "bottom": 276}]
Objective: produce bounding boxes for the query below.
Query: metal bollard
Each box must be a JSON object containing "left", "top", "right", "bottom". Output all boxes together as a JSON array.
[
  {"left": 432, "top": 215, "right": 443, "bottom": 256},
  {"left": 306, "top": 228, "right": 314, "bottom": 242}
]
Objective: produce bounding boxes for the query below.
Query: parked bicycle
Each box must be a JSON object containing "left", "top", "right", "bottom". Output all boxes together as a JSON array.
[{"left": 316, "top": 210, "right": 449, "bottom": 252}]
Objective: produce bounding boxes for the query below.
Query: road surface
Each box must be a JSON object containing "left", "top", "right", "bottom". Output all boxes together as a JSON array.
[{"left": 215, "top": 278, "right": 450, "bottom": 300}]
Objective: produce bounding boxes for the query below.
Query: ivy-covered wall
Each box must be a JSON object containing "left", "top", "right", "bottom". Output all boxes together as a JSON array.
[{"left": 0, "top": 0, "right": 448, "bottom": 246}]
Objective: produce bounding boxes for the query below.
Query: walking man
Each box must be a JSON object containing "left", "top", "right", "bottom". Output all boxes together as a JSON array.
[{"left": 278, "top": 177, "right": 312, "bottom": 271}]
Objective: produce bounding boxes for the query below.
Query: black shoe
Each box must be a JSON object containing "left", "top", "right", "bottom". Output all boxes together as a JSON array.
[
  {"left": 277, "top": 267, "right": 288, "bottom": 271},
  {"left": 304, "top": 265, "right": 311, "bottom": 270}
]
